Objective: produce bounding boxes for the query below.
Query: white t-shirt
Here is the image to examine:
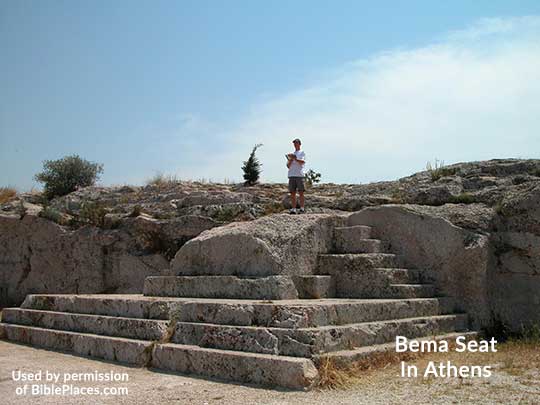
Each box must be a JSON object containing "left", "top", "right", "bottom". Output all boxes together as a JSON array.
[{"left": 288, "top": 150, "right": 306, "bottom": 178}]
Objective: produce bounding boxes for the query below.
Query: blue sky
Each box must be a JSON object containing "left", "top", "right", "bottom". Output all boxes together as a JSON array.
[{"left": 2, "top": 1, "right": 540, "bottom": 189}]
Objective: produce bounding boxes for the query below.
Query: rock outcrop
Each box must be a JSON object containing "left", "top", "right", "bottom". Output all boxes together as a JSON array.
[
  {"left": 348, "top": 205, "right": 491, "bottom": 329},
  {"left": 0, "top": 212, "right": 218, "bottom": 307},
  {"left": 490, "top": 183, "right": 540, "bottom": 330},
  {"left": 1, "top": 158, "right": 540, "bottom": 331},
  {"left": 171, "top": 214, "right": 345, "bottom": 276}
]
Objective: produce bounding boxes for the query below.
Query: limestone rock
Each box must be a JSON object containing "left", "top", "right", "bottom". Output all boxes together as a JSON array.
[
  {"left": 348, "top": 205, "right": 491, "bottom": 329},
  {"left": 0, "top": 213, "right": 168, "bottom": 307},
  {"left": 173, "top": 191, "right": 254, "bottom": 208},
  {"left": 490, "top": 183, "right": 540, "bottom": 330},
  {"left": 171, "top": 213, "right": 346, "bottom": 276}
]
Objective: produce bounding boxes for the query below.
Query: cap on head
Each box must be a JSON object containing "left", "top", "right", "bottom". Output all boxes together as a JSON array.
[{"left": 292, "top": 138, "right": 301, "bottom": 145}]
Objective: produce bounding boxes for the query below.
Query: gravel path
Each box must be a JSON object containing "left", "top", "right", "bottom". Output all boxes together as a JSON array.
[{"left": 0, "top": 340, "right": 538, "bottom": 405}]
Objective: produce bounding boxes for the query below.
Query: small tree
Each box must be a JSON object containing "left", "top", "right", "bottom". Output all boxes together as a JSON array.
[
  {"left": 34, "top": 155, "right": 104, "bottom": 199},
  {"left": 305, "top": 169, "right": 322, "bottom": 187},
  {"left": 241, "top": 143, "right": 263, "bottom": 186}
]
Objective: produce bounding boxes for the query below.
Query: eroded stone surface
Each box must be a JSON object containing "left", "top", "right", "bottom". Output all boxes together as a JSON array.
[
  {"left": 143, "top": 276, "right": 299, "bottom": 300},
  {"left": 348, "top": 206, "right": 490, "bottom": 328},
  {"left": 151, "top": 343, "right": 319, "bottom": 389},
  {"left": 171, "top": 214, "right": 345, "bottom": 276}
]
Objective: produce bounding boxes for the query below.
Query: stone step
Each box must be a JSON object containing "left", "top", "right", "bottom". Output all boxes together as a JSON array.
[
  {"left": 317, "top": 253, "right": 399, "bottom": 275},
  {"left": 336, "top": 283, "right": 437, "bottom": 299},
  {"left": 372, "top": 268, "right": 424, "bottom": 284},
  {"left": 0, "top": 323, "right": 152, "bottom": 365},
  {"left": 335, "top": 238, "right": 384, "bottom": 254},
  {"left": 329, "top": 267, "right": 431, "bottom": 296},
  {"left": 315, "top": 331, "right": 479, "bottom": 367},
  {"left": 143, "top": 275, "right": 298, "bottom": 300},
  {"left": 20, "top": 294, "right": 455, "bottom": 327},
  {"left": 292, "top": 276, "right": 335, "bottom": 299},
  {"left": 151, "top": 343, "right": 318, "bottom": 389},
  {"left": 385, "top": 284, "right": 437, "bottom": 299},
  {"left": 169, "top": 314, "right": 469, "bottom": 357},
  {"left": 0, "top": 323, "right": 318, "bottom": 389},
  {"left": 20, "top": 294, "right": 175, "bottom": 320},
  {"left": 330, "top": 267, "right": 424, "bottom": 286},
  {"left": 167, "top": 298, "right": 457, "bottom": 328},
  {"left": 334, "top": 226, "right": 373, "bottom": 247},
  {"left": 1, "top": 308, "right": 168, "bottom": 341}
]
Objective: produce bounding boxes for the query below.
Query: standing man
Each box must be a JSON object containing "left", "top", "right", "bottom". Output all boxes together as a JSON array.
[{"left": 286, "top": 138, "right": 306, "bottom": 214}]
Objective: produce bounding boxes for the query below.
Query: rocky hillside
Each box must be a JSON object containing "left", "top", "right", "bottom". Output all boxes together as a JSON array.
[
  {"left": 3, "top": 158, "right": 540, "bottom": 230},
  {"left": 1, "top": 158, "right": 539, "bottom": 327}
]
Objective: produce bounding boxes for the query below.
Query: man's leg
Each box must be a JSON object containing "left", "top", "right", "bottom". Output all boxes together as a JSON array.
[
  {"left": 298, "top": 177, "right": 305, "bottom": 213},
  {"left": 290, "top": 192, "right": 297, "bottom": 212}
]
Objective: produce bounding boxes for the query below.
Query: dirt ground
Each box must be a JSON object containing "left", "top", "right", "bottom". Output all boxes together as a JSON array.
[{"left": 0, "top": 339, "right": 538, "bottom": 405}]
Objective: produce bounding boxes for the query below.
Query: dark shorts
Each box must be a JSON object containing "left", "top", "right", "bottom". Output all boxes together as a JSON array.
[{"left": 288, "top": 177, "right": 305, "bottom": 192}]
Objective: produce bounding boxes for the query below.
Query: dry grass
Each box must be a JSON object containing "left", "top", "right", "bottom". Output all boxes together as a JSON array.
[
  {"left": 145, "top": 173, "right": 237, "bottom": 187},
  {"left": 317, "top": 358, "right": 357, "bottom": 389},
  {"left": 317, "top": 350, "right": 423, "bottom": 389},
  {"left": 317, "top": 339, "right": 540, "bottom": 391},
  {"left": 263, "top": 202, "right": 284, "bottom": 216},
  {"left": 161, "top": 317, "right": 178, "bottom": 344},
  {"left": 426, "top": 159, "right": 458, "bottom": 181},
  {"left": 0, "top": 187, "right": 17, "bottom": 203},
  {"left": 146, "top": 172, "right": 182, "bottom": 187},
  {"left": 496, "top": 340, "right": 540, "bottom": 375}
]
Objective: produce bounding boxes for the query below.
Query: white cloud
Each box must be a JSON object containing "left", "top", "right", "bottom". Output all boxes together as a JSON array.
[{"left": 181, "top": 16, "right": 540, "bottom": 184}]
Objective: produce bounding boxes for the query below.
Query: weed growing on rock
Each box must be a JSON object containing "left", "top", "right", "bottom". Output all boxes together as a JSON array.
[
  {"left": 146, "top": 172, "right": 181, "bottom": 187},
  {"left": 138, "top": 229, "right": 182, "bottom": 260},
  {"left": 78, "top": 201, "right": 108, "bottom": 227},
  {"left": 212, "top": 206, "right": 239, "bottom": 222},
  {"left": 263, "top": 202, "right": 284, "bottom": 216},
  {"left": 390, "top": 188, "right": 408, "bottom": 204},
  {"left": 39, "top": 206, "right": 68, "bottom": 225},
  {"left": 128, "top": 205, "right": 143, "bottom": 217},
  {"left": 0, "top": 187, "right": 17, "bottom": 204},
  {"left": 426, "top": 159, "right": 458, "bottom": 181},
  {"left": 494, "top": 200, "right": 512, "bottom": 217},
  {"left": 529, "top": 168, "right": 540, "bottom": 177}
]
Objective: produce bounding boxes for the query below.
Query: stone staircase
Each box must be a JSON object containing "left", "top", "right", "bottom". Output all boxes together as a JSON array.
[{"left": 0, "top": 224, "right": 476, "bottom": 389}]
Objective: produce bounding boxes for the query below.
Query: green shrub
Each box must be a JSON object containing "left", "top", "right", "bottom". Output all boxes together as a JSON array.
[
  {"left": 241, "top": 144, "right": 263, "bottom": 186},
  {"left": 212, "top": 206, "right": 239, "bottom": 222},
  {"left": 449, "top": 193, "right": 476, "bottom": 204},
  {"left": 34, "top": 155, "right": 103, "bottom": 199},
  {"left": 304, "top": 169, "right": 322, "bottom": 187},
  {"left": 512, "top": 175, "right": 529, "bottom": 185},
  {"left": 39, "top": 206, "right": 70, "bottom": 226},
  {"left": 78, "top": 201, "right": 107, "bottom": 227},
  {"left": 519, "top": 323, "right": 540, "bottom": 343}
]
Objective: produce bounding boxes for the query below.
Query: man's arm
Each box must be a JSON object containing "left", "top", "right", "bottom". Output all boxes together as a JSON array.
[
  {"left": 286, "top": 153, "right": 295, "bottom": 168},
  {"left": 296, "top": 152, "right": 306, "bottom": 165}
]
